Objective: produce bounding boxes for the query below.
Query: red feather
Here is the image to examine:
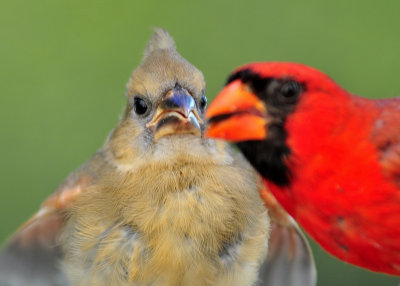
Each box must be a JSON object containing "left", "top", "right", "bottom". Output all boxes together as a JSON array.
[{"left": 207, "top": 62, "right": 400, "bottom": 275}]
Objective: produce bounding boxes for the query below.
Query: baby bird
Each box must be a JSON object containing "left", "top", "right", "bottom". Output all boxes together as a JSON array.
[{"left": 0, "top": 29, "right": 315, "bottom": 286}]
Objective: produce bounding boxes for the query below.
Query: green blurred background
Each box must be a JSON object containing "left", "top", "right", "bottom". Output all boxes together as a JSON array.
[{"left": 1, "top": 0, "right": 399, "bottom": 285}]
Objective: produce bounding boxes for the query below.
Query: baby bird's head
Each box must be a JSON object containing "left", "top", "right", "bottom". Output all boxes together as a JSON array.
[
  {"left": 105, "top": 29, "right": 226, "bottom": 168},
  {"left": 126, "top": 28, "right": 206, "bottom": 142}
]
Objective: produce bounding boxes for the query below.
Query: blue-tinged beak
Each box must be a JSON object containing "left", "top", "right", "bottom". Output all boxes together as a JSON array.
[{"left": 147, "top": 83, "right": 203, "bottom": 140}]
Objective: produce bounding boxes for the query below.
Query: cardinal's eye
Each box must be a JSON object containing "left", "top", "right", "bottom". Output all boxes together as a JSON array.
[
  {"left": 199, "top": 95, "right": 207, "bottom": 112},
  {"left": 133, "top": 97, "right": 149, "bottom": 115},
  {"left": 276, "top": 80, "right": 302, "bottom": 104},
  {"left": 281, "top": 80, "right": 301, "bottom": 99}
]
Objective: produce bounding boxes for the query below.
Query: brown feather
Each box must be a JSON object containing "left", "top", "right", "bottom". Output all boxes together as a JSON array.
[{"left": 0, "top": 30, "right": 316, "bottom": 286}]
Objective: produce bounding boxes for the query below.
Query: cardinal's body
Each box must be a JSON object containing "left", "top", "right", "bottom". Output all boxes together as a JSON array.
[
  {"left": 206, "top": 62, "right": 400, "bottom": 275},
  {"left": 0, "top": 34, "right": 315, "bottom": 286}
]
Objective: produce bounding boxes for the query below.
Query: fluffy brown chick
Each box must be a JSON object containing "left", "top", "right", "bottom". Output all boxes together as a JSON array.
[{"left": 0, "top": 29, "right": 315, "bottom": 286}]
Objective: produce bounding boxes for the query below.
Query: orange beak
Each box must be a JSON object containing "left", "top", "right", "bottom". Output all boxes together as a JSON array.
[{"left": 205, "top": 80, "right": 268, "bottom": 142}]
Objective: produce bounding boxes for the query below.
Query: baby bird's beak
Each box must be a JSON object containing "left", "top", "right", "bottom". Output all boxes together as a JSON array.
[{"left": 147, "top": 83, "right": 203, "bottom": 141}]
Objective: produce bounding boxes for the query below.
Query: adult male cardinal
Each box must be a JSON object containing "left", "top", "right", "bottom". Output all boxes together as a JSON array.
[
  {"left": 206, "top": 62, "right": 400, "bottom": 276},
  {"left": 0, "top": 33, "right": 315, "bottom": 286}
]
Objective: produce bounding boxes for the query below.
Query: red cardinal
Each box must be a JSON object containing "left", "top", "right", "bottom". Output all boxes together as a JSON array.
[{"left": 205, "top": 62, "right": 400, "bottom": 275}]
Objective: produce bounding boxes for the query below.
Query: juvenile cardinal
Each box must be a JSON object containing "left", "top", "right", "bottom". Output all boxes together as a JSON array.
[
  {"left": 206, "top": 62, "right": 400, "bottom": 276},
  {"left": 0, "top": 33, "right": 315, "bottom": 286}
]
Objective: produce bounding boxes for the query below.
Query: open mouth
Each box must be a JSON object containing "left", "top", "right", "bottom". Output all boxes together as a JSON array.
[
  {"left": 150, "top": 110, "right": 202, "bottom": 126},
  {"left": 146, "top": 83, "right": 204, "bottom": 141},
  {"left": 148, "top": 110, "right": 202, "bottom": 141}
]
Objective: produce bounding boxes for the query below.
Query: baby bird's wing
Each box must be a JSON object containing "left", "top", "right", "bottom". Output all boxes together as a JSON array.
[
  {"left": 256, "top": 185, "right": 317, "bottom": 286},
  {"left": 0, "top": 159, "right": 98, "bottom": 286}
]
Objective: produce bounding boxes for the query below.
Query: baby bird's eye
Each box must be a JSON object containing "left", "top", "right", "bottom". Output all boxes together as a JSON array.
[
  {"left": 199, "top": 95, "right": 207, "bottom": 113},
  {"left": 133, "top": 97, "right": 149, "bottom": 115}
]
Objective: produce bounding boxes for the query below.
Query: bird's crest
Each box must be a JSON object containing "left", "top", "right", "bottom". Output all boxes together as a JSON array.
[{"left": 144, "top": 28, "right": 176, "bottom": 57}]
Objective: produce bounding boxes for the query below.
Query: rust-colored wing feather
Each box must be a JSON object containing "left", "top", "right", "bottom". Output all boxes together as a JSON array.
[{"left": 0, "top": 164, "right": 95, "bottom": 286}]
